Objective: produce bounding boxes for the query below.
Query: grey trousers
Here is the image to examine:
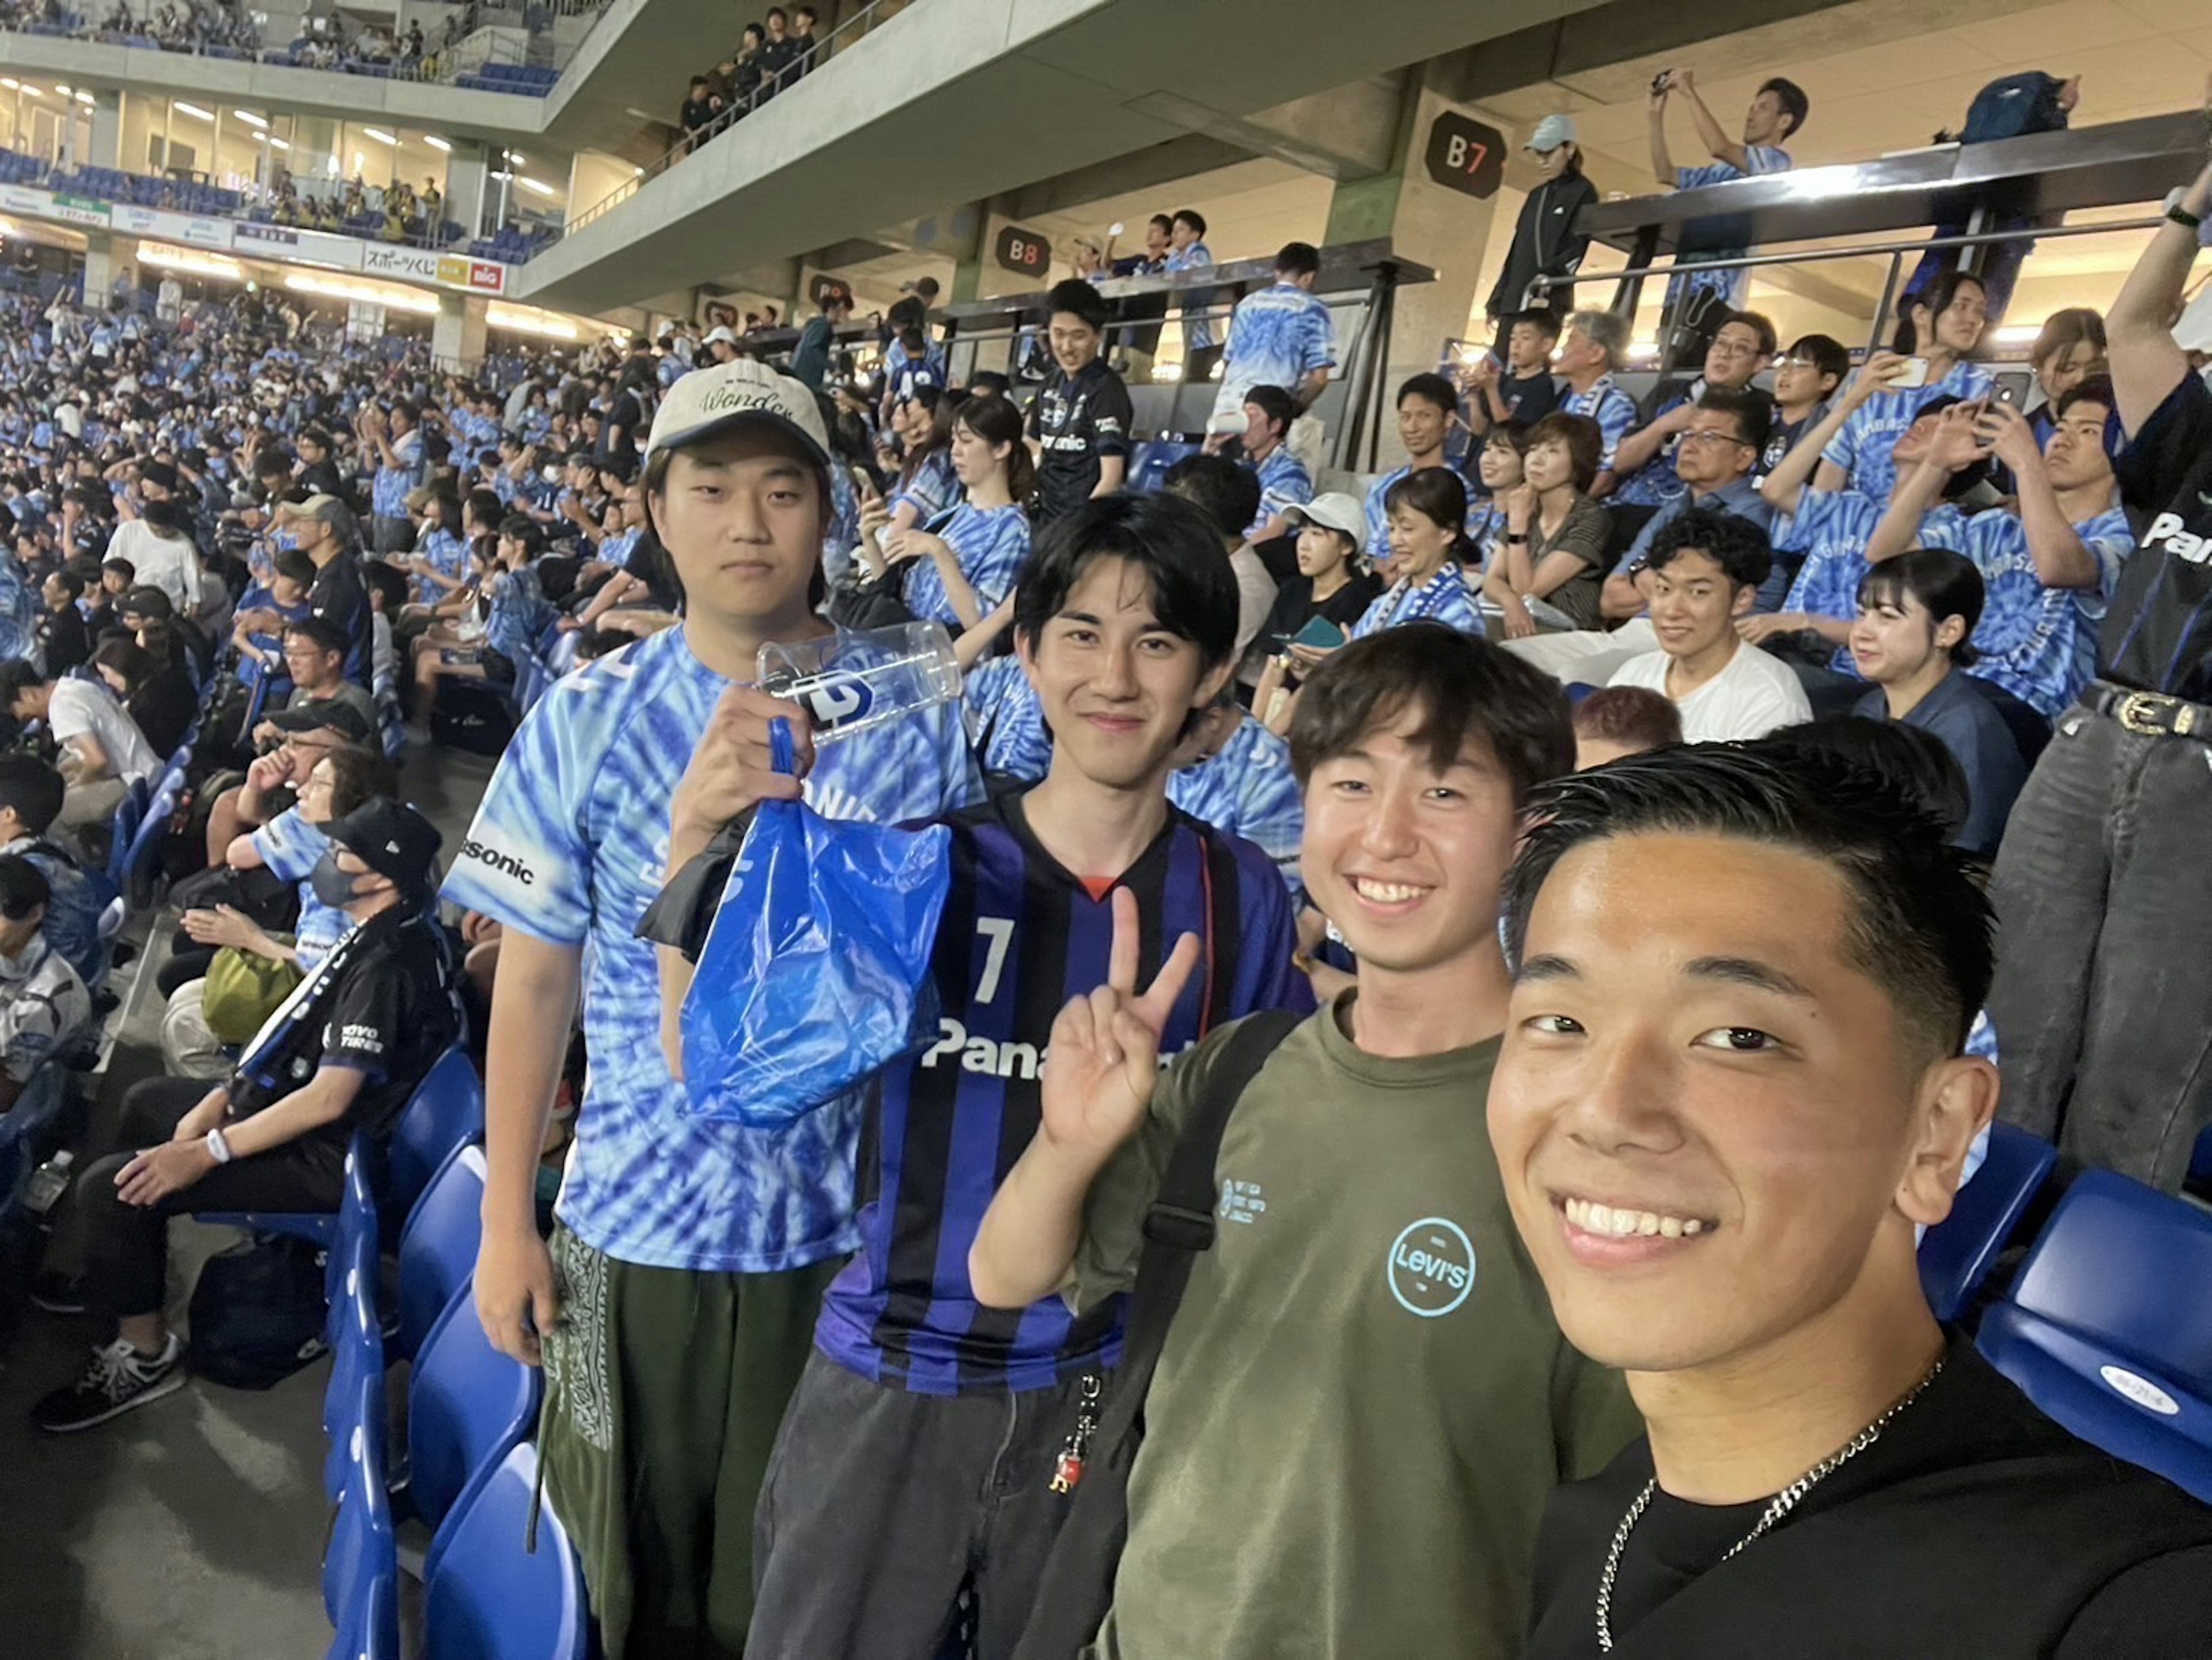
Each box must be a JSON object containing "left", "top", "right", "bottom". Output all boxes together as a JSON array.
[
  {"left": 749, "top": 1349, "right": 1100, "bottom": 1660},
  {"left": 1986, "top": 697, "right": 2212, "bottom": 1190}
]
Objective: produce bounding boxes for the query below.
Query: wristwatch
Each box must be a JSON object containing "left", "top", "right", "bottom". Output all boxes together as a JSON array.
[
  {"left": 1505, "top": 531, "right": 1531, "bottom": 544},
  {"left": 204, "top": 1126, "right": 233, "bottom": 1165}
]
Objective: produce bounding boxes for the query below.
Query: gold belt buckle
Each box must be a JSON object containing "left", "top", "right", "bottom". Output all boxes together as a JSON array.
[{"left": 2115, "top": 691, "right": 2169, "bottom": 736}]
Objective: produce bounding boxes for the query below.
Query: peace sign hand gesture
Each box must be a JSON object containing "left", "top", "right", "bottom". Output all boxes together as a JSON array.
[{"left": 1040, "top": 887, "right": 1201, "bottom": 1162}]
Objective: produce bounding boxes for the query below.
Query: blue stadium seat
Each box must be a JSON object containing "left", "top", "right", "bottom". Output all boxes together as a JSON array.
[
  {"left": 422, "top": 1443, "right": 589, "bottom": 1660},
  {"left": 404, "top": 1273, "right": 541, "bottom": 1531},
  {"left": 1978, "top": 1170, "right": 2212, "bottom": 1502},
  {"left": 1919, "top": 1123, "right": 2056, "bottom": 1324},
  {"left": 1128, "top": 441, "right": 1198, "bottom": 494},
  {"left": 103, "top": 789, "right": 143, "bottom": 892},
  {"left": 322, "top": 1377, "right": 395, "bottom": 1636},
  {"left": 395, "top": 1142, "right": 486, "bottom": 1362},
  {"left": 119, "top": 773, "right": 182, "bottom": 909},
  {"left": 327, "top": 1571, "right": 397, "bottom": 1660},
  {"left": 321, "top": 1250, "right": 383, "bottom": 1503},
  {"left": 388, "top": 1049, "right": 484, "bottom": 1220}
]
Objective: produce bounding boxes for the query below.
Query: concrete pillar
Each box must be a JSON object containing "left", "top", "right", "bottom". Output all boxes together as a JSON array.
[
  {"left": 90, "top": 89, "right": 123, "bottom": 170},
  {"left": 432, "top": 292, "right": 489, "bottom": 369},
  {"left": 1324, "top": 65, "right": 1509, "bottom": 451},
  {"left": 446, "top": 139, "right": 492, "bottom": 241},
  {"left": 80, "top": 231, "right": 116, "bottom": 307}
]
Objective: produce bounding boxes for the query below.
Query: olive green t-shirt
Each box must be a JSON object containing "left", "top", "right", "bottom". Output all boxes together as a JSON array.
[{"left": 1071, "top": 995, "right": 1641, "bottom": 1660}]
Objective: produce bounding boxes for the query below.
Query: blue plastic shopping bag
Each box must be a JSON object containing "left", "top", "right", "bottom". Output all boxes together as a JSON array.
[{"left": 677, "top": 720, "right": 952, "bottom": 1127}]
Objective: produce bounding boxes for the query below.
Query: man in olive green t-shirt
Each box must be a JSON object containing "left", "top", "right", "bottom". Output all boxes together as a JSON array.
[{"left": 972, "top": 625, "right": 1641, "bottom": 1660}]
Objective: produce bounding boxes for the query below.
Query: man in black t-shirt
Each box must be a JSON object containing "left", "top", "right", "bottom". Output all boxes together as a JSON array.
[
  {"left": 1025, "top": 278, "right": 1135, "bottom": 528},
  {"left": 1986, "top": 154, "right": 2212, "bottom": 1191},
  {"left": 277, "top": 492, "right": 372, "bottom": 686},
  {"left": 33, "top": 800, "right": 461, "bottom": 1434},
  {"left": 1491, "top": 742, "right": 2212, "bottom": 1658}
]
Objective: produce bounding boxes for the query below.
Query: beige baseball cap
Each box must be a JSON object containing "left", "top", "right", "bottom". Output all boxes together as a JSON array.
[
  {"left": 1285, "top": 491, "right": 1364, "bottom": 541},
  {"left": 642, "top": 357, "right": 832, "bottom": 472}
]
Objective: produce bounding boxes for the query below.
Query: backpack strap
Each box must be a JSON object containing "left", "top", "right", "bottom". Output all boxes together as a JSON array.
[{"left": 1092, "top": 1007, "right": 1303, "bottom": 1458}]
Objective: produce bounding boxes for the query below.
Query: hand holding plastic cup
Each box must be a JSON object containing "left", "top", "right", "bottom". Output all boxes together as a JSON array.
[{"left": 756, "top": 620, "right": 963, "bottom": 744}]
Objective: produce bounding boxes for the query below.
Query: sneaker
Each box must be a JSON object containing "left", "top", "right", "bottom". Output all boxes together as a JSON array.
[
  {"left": 32, "top": 1334, "right": 187, "bottom": 1433},
  {"left": 29, "top": 1272, "right": 85, "bottom": 1315}
]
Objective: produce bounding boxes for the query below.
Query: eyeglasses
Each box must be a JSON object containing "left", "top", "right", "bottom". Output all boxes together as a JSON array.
[
  {"left": 1678, "top": 430, "right": 1753, "bottom": 449},
  {"left": 1771, "top": 356, "right": 1812, "bottom": 370},
  {"left": 1707, "top": 338, "right": 1766, "bottom": 360}
]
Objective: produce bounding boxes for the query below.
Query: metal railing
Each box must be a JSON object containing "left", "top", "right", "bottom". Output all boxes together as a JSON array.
[
  {"left": 1533, "top": 213, "right": 2169, "bottom": 371},
  {"left": 561, "top": 0, "right": 919, "bottom": 241}
]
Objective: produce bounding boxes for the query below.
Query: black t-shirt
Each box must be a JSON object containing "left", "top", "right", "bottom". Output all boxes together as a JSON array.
[
  {"left": 1497, "top": 368, "right": 1561, "bottom": 428},
  {"left": 1525, "top": 1334, "right": 2212, "bottom": 1659},
  {"left": 300, "top": 456, "right": 350, "bottom": 504},
  {"left": 1255, "top": 569, "right": 1382, "bottom": 652},
  {"left": 2105, "top": 370, "right": 2212, "bottom": 700},
  {"left": 232, "top": 911, "right": 461, "bottom": 1147},
  {"left": 128, "top": 660, "right": 197, "bottom": 757},
  {"left": 622, "top": 530, "right": 681, "bottom": 612},
  {"left": 1026, "top": 358, "right": 1135, "bottom": 527},
  {"left": 308, "top": 552, "right": 372, "bottom": 686},
  {"left": 599, "top": 393, "right": 642, "bottom": 469},
  {"left": 680, "top": 96, "right": 715, "bottom": 132}
]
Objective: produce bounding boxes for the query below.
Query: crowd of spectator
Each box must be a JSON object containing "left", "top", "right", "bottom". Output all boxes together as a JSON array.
[
  {"left": 676, "top": 4, "right": 825, "bottom": 151},
  {"left": 0, "top": 58, "right": 2210, "bottom": 1660}
]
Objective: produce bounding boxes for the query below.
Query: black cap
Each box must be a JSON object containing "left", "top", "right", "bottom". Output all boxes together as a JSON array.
[
  {"left": 121, "top": 584, "right": 174, "bottom": 620},
  {"left": 267, "top": 698, "right": 374, "bottom": 746},
  {"left": 323, "top": 799, "right": 442, "bottom": 901}
]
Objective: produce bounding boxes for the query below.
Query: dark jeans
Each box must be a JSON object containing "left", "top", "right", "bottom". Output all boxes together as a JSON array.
[
  {"left": 1986, "top": 698, "right": 2212, "bottom": 1189},
  {"left": 71, "top": 1076, "right": 344, "bottom": 1320},
  {"left": 749, "top": 1350, "right": 1097, "bottom": 1660}
]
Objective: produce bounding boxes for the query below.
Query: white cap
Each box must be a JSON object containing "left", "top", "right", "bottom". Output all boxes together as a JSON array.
[
  {"left": 1526, "top": 114, "right": 1579, "bottom": 153},
  {"left": 643, "top": 357, "right": 831, "bottom": 472},
  {"left": 1285, "top": 491, "right": 1363, "bottom": 541},
  {"left": 703, "top": 324, "right": 737, "bottom": 346}
]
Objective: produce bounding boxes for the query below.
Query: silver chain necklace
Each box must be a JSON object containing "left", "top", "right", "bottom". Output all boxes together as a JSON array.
[{"left": 1593, "top": 1357, "right": 1945, "bottom": 1653}]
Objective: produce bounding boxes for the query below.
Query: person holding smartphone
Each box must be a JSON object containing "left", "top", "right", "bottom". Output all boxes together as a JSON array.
[{"left": 1815, "top": 271, "right": 1997, "bottom": 502}]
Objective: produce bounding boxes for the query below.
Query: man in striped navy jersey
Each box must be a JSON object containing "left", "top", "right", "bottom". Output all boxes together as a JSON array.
[
  {"left": 444, "top": 360, "right": 980, "bottom": 1659},
  {"left": 746, "top": 492, "right": 1305, "bottom": 1659}
]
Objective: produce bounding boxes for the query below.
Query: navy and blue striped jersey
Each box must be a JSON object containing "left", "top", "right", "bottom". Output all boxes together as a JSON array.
[{"left": 815, "top": 792, "right": 1308, "bottom": 1395}]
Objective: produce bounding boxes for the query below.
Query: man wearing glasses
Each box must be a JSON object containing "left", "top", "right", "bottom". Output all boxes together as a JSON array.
[{"left": 1610, "top": 312, "right": 1778, "bottom": 511}]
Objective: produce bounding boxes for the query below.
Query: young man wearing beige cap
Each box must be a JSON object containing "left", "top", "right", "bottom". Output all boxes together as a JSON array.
[{"left": 446, "top": 357, "right": 981, "bottom": 1657}]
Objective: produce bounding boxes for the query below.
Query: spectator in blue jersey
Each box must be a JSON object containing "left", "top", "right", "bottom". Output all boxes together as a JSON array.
[
  {"left": 1464, "top": 310, "right": 1563, "bottom": 438},
  {"left": 1763, "top": 332, "right": 1850, "bottom": 475},
  {"left": 1848, "top": 549, "right": 2026, "bottom": 857},
  {"left": 1482, "top": 411, "right": 1611, "bottom": 634},
  {"left": 1464, "top": 424, "right": 1527, "bottom": 564},
  {"left": 1815, "top": 272, "right": 1997, "bottom": 502},
  {"left": 1646, "top": 68, "right": 1806, "bottom": 327},
  {"left": 1609, "top": 310, "right": 1776, "bottom": 511},
  {"left": 1600, "top": 388, "right": 1779, "bottom": 627},
  {"left": 872, "top": 393, "right": 1033, "bottom": 634},
  {"left": 1207, "top": 240, "right": 1337, "bottom": 433},
  {"left": 395, "top": 483, "right": 468, "bottom": 608},
  {"left": 1165, "top": 208, "right": 1221, "bottom": 378},
  {"left": 230, "top": 547, "right": 316, "bottom": 696},
  {"left": 0, "top": 754, "right": 110, "bottom": 989},
  {"left": 747, "top": 491, "right": 1301, "bottom": 1659},
  {"left": 1343, "top": 467, "right": 1485, "bottom": 646},
  {"left": 1862, "top": 390, "right": 2128, "bottom": 723},
  {"left": 448, "top": 358, "right": 980, "bottom": 1660},
  {"left": 883, "top": 385, "right": 959, "bottom": 537},
  {"left": 972, "top": 625, "right": 1637, "bottom": 1660},
  {"left": 1361, "top": 375, "right": 1465, "bottom": 560},
  {"left": 357, "top": 398, "right": 425, "bottom": 555},
  {"left": 412, "top": 513, "right": 556, "bottom": 717},
  {"left": 167, "top": 743, "right": 398, "bottom": 1078},
  {"left": 1164, "top": 683, "right": 1306, "bottom": 898},
  {"left": 1232, "top": 384, "right": 1313, "bottom": 543},
  {"left": 1745, "top": 380, "right": 1995, "bottom": 685},
  {"left": 1554, "top": 311, "right": 1639, "bottom": 496}
]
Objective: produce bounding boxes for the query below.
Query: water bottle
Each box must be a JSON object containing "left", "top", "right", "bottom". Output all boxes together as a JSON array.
[
  {"left": 25, "top": 1150, "right": 74, "bottom": 1220},
  {"left": 757, "top": 621, "right": 963, "bottom": 745}
]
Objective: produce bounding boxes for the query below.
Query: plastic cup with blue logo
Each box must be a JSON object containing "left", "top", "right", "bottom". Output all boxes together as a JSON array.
[{"left": 756, "top": 620, "right": 963, "bottom": 744}]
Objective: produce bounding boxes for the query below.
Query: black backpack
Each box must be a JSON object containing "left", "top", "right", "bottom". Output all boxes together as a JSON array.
[
  {"left": 1014, "top": 1009, "right": 1302, "bottom": 1660},
  {"left": 1951, "top": 72, "right": 2069, "bottom": 145},
  {"left": 188, "top": 1235, "right": 330, "bottom": 1390}
]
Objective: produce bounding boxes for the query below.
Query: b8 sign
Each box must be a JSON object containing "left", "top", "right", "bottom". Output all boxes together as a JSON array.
[
  {"left": 994, "top": 224, "right": 1052, "bottom": 278},
  {"left": 1423, "top": 112, "right": 1506, "bottom": 199}
]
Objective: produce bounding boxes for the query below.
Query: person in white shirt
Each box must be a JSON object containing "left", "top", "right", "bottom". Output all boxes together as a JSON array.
[
  {"left": 105, "top": 461, "right": 205, "bottom": 619},
  {"left": 1608, "top": 507, "right": 1810, "bottom": 742},
  {"left": 0, "top": 660, "right": 162, "bottom": 853}
]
